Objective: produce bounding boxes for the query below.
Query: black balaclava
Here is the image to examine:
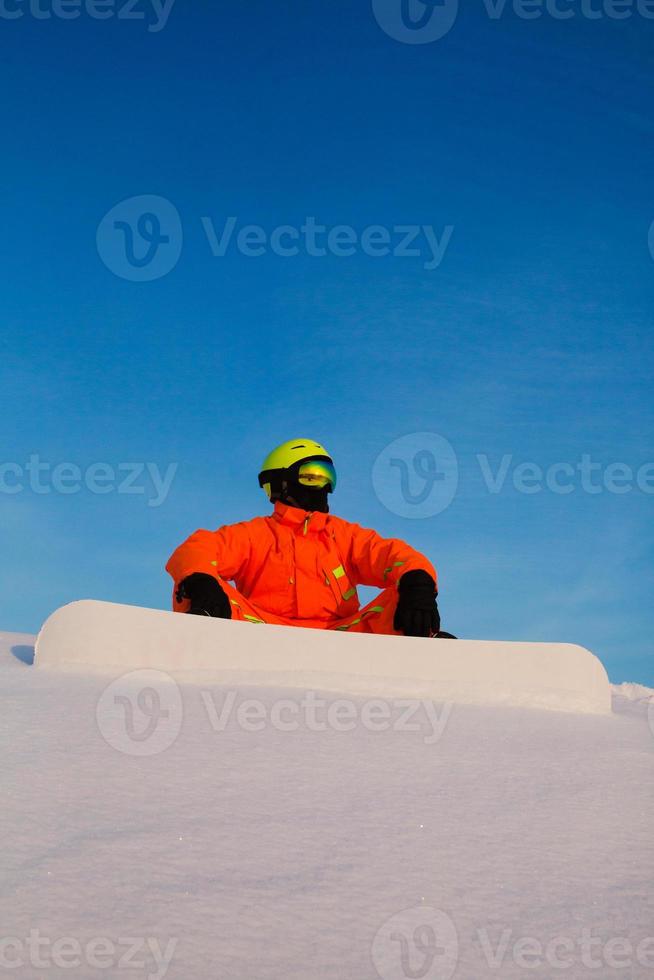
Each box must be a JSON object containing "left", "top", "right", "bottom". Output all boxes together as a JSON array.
[{"left": 279, "top": 479, "right": 330, "bottom": 514}]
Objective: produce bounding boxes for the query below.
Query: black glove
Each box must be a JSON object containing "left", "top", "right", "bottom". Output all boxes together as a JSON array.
[
  {"left": 176, "top": 573, "right": 232, "bottom": 619},
  {"left": 393, "top": 569, "right": 440, "bottom": 637}
]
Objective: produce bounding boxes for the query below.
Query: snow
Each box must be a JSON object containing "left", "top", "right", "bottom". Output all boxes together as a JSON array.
[
  {"left": 2, "top": 630, "right": 654, "bottom": 979},
  {"left": 612, "top": 681, "right": 654, "bottom": 706}
]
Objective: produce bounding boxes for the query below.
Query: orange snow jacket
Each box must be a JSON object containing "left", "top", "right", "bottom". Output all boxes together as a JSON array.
[{"left": 166, "top": 501, "right": 437, "bottom": 625}]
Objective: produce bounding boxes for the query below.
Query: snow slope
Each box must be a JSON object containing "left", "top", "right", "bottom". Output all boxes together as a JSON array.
[{"left": 2, "top": 631, "right": 653, "bottom": 980}]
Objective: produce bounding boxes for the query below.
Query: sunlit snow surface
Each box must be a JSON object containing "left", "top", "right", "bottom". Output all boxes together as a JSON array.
[{"left": 2, "top": 632, "right": 653, "bottom": 980}]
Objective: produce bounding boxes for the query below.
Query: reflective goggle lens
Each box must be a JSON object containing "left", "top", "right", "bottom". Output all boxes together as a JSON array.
[{"left": 297, "top": 460, "right": 337, "bottom": 491}]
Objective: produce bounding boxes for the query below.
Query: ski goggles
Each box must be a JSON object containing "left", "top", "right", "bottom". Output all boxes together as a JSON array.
[{"left": 295, "top": 459, "right": 337, "bottom": 491}]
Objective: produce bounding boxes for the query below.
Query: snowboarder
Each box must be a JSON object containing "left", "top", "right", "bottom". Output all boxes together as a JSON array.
[{"left": 166, "top": 438, "right": 449, "bottom": 637}]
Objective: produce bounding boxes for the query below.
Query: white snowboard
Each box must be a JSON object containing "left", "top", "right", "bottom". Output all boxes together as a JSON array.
[{"left": 35, "top": 600, "right": 612, "bottom": 715}]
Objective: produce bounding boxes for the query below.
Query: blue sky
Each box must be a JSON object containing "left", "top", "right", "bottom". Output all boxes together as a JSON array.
[{"left": 0, "top": 1, "right": 652, "bottom": 684}]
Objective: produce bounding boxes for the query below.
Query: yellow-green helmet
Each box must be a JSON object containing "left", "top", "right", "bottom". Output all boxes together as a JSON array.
[{"left": 258, "top": 438, "right": 336, "bottom": 500}]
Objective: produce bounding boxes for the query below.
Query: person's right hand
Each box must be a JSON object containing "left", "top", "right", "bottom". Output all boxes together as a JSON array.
[{"left": 176, "top": 573, "right": 232, "bottom": 619}]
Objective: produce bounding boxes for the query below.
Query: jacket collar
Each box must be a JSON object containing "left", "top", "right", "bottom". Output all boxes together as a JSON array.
[{"left": 271, "top": 500, "right": 329, "bottom": 531}]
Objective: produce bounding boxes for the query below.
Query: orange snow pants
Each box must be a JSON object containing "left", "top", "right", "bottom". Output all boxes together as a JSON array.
[{"left": 214, "top": 577, "right": 403, "bottom": 635}]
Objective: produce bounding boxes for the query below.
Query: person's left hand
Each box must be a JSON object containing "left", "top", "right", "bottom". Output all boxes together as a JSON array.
[{"left": 393, "top": 569, "right": 440, "bottom": 637}]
